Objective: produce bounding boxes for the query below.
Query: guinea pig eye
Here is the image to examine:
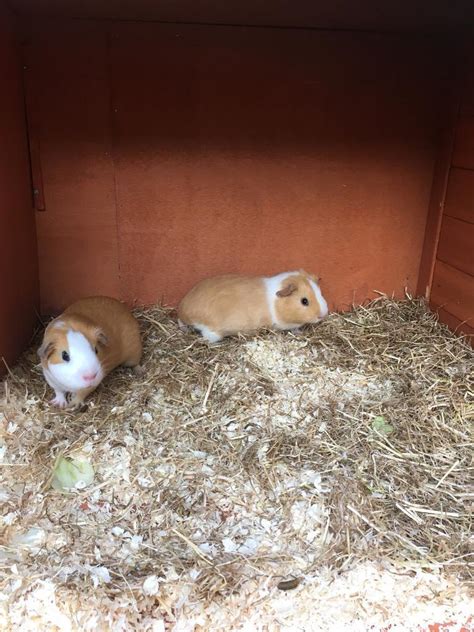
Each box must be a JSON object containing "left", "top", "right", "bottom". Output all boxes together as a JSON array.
[
  {"left": 301, "top": 298, "right": 309, "bottom": 306},
  {"left": 62, "top": 351, "right": 70, "bottom": 362}
]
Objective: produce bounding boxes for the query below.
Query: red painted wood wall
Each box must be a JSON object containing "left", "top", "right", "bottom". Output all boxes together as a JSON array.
[
  {"left": 22, "top": 20, "right": 453, "bottom": 315},
  {"left": 0, "top": 3, "right": 39, "bottom": 371},
  {"left": 429, "top": 51, "right": 474, "bottom": 340}
]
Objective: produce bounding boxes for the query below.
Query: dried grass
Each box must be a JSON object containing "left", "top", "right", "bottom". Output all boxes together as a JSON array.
[{"left": 0, "top": 296, "right": 473, "bottom": 630}]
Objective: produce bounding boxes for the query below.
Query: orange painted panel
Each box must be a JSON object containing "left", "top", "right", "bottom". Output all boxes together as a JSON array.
[
  {"left": 431, "top": 260, "right": 474, "bottom": 324},
  {"left": 429, "top": 55, "right": 474, "bottom": 342},
  {"left": 437, "top": 215, "right": 474, "bottom": 276},
  {"left": 22, "top": 21, "right": 453, "bottom": 313},
  {"left": 0, "top": 3, "right": 39, "bottom": 372},
  {"left": 23, "top": 21, "right": 120, "bottom": 314},
  {"left": 452, "top": 116, "right": 474, "bottom": 170},
  {"left": 444, "top": 167, "right": 474, "bottom": 223},
  {"left": 415, "top": 59, "right": 461, "bottom": 300},
  {"left": 110, "top": 23, "right": 445, "bottom": 309}
]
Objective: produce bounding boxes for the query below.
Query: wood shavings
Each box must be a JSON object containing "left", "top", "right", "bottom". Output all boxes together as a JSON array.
[{"left": 0, "top": 297, "right": 472, "bottom": 629}]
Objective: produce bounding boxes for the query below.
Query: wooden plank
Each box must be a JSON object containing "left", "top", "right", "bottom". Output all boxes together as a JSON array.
[
  {"left": 416, "top": 52, "right": 462, "bottom": 299},
  {"left": 460, "top": 46, "right": 474, "bottom": 115},
  {"left": 430, "top": 260, "right": 474, "bottom": 324},
  {"left": 23, "top": 21, "right": 121, "bottom": 314},
  {"left": 437, "top": 215, "right": 474, "bottom": 276},
  {"left": 7, "top": 0, "right": 474, "bottom": 30},
  {"left": 22, "top": 61, "right": 45, "bottom": 211},
  {"left": 452, "top": 115, "right": 474, "bottom": 170},
  {"left": 444, "top": 167, "right": 474, "bottom": 223},
  {"left": 0, "top": 3, "right": 39, "bottom": 373},
  {"left": 110, "top": 22, "right": 452, "bottom": 308},
  {"left": 461, "top": 74, "right": 474, "bottom": 115},
  {"left": 430, "top": 304, "right": 474, "bottom": 342}
]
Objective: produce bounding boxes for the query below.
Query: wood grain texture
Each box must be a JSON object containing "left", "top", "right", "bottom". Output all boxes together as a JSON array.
[
  {"left": 415, "top": 50, "right": 461, "bottom": 299},
  {"left": 23, "top": 21, "right": 120, "bottom": 314},
  {"left": 0, "top": 3, "right": 39, "bottom": 373},
  {"left": 21, "top": 20, "right": 453, "bottom": 313},
  {"left": 430, "top": 260, "right": 474, "bottom": 324},
  {"left": 444, "top": 167, "right": 474, "bottom": 223},
  {"left": 437, "top": 215, "right": 474, "bottom": 276},
  {"left": 110, "top": 23, "right": 445, "bottom": 309},
  {"left": 430, "top": 49, "right": 474, "bottom": 341}
]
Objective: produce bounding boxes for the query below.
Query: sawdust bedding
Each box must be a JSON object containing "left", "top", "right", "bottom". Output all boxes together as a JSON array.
[{"left": 0, "top": 297, "right": 472, "bottom": 631}]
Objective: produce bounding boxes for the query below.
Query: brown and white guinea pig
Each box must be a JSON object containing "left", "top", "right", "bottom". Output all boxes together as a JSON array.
[
  {"left": 177, "top": 270, "right": 329, "bottom": 343},
  {"left": 38, "top": 296, "right": 142, "bottom": 409}
]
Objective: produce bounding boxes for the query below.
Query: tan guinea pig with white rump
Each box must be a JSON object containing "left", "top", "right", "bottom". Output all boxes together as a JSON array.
[
  {"left": 177, "top": 270, "right": 329, "bottom": 343},
  {"left": 38, "top": 296, "right": 142, "bottom": 409}
]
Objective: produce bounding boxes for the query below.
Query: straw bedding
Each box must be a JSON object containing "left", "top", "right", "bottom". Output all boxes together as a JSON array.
[{"left": 0, "top": 297, "right": 472, "bottom": 630}]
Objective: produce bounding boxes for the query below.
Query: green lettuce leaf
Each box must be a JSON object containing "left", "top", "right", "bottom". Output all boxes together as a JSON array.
[
  {"left": 52, "top": 456, "right": 94, "bottom": 491},
  {"left": 371, "top": 416, "right": 394, "bottom": 436}
]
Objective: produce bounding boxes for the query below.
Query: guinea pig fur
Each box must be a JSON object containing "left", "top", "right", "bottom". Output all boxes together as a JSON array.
[
  {"left": 177, "top": 270, "right": 328, "bottom": 343},
  {"left": 38, "top": 296, "right": 142, "bottom": 408}
]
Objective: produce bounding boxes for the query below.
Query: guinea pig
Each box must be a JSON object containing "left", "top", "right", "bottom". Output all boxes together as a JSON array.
[
  {"left": 177, "top": 270, "right": 328, "bottom": 343},
  {"left": 38, "top": 296, "right": 142, "bottom": 409}
]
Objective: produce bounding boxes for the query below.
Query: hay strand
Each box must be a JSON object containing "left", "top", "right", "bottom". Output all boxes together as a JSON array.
[{"left": 0, "top": 296, "right": 472, "bottom": 629}]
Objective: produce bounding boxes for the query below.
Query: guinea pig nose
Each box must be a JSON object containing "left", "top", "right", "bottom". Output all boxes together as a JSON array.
[{"left": 83, "top": 372, "right": 97, "bottom": 382}]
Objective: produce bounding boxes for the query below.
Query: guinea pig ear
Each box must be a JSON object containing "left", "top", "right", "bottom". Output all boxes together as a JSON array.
[
  {"left": 276, "top": 283, "right": 298, "bottom": 298},
  {"left": 96, "top": 329, "right": 108, "bottom": 347},
  {"left": 38, "top": 341, "right": 54, "bottom": 360}
]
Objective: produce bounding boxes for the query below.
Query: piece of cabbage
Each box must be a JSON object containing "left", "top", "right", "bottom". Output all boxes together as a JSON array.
[{"left": 51, "top": 456, "right": 94, "bottom": 491}]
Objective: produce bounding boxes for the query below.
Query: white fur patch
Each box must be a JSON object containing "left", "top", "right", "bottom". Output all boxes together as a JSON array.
[
  {"left": 263, "top": 271, "right": 300, "bottom": 328},
  {"left": 309, "top": 279, "right": 329, "bottom": 318},
  {"left": 50, "top": 392, "right": 68, "bottom": 408},
  {"left": 43, "top": 368, "right": 65, "bottom": 393},
  {"left": 45, "top": 330, "right": 102, "bottom": 394},
  {"left": 194, "top": 323, "right": 222, "bottom": 343}
]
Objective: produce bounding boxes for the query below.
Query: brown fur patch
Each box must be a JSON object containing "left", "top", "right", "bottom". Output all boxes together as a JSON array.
[
  {"left": 178, "top": 275, "right": 270, "bottom": 336},
  {"left": 299, "top": 268, "right": 320, "bottom": 284},
  {"left": 58, "top": 296, "right": 141, "bottom": 374},
  {"left": 38, "top": 340, "right": 55, "bottom": 362},
  {"left": 275, "top": 273, "right": 322, "bottom": 326},
  {"left": 276, "top": 283, "right": 297, "bottom": 298},
  {"left": 97, "top": 330, "right": 108, "bottom": 347},
  {"left": 40, "top": 324, "right": 70, "bottom": 366},
  {"left": 39, "top": 297, "right": 142, "bottom": 408}
]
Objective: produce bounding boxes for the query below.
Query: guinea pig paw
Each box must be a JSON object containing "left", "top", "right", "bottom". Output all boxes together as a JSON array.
[
  {"left": 67, "top": 396, "right": 84, "bottom": 411},
  {"left": 50, "top": 394, "right": 68, "bottom": 408},
  {"left": 177, "top": 319, "right": 191, "bottom": 332},
  {"left": 132, "top": 365, "right": 146, "bottom": 377},
  {"left": 202, "top": 332, "right": 223, "bottom": 344}
]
